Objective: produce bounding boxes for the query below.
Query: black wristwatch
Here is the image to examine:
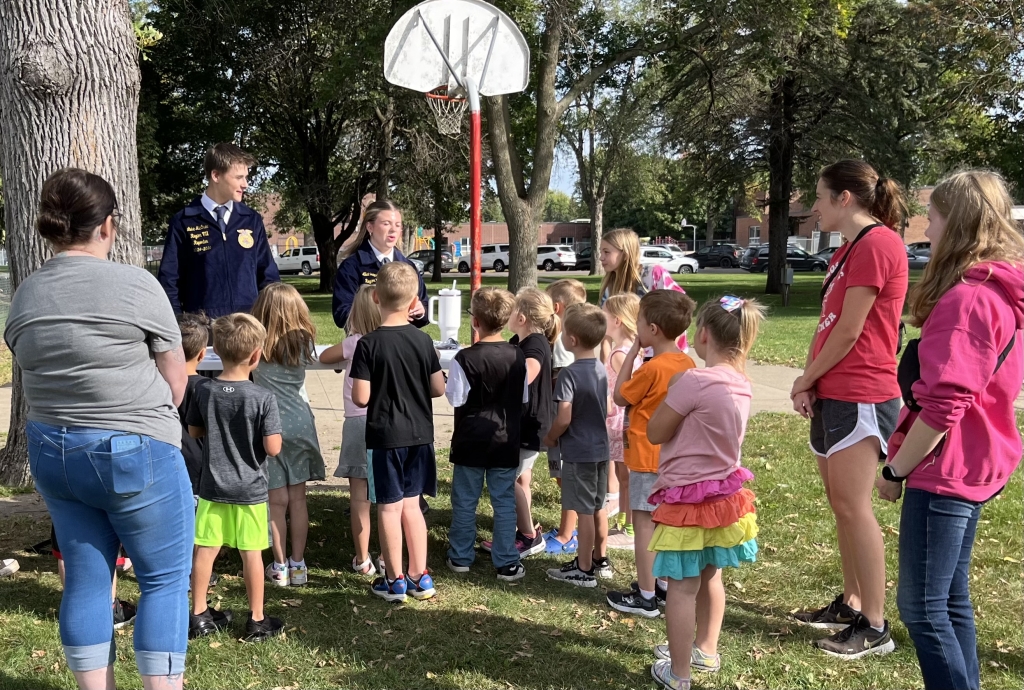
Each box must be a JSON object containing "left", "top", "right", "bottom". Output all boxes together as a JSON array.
[{"left": 881, "top": 465, "right": 906, "bottom": 483}]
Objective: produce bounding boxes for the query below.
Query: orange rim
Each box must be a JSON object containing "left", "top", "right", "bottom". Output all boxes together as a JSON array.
[{"left": 425, "top": 86, "right": 466, "bottom": 102}]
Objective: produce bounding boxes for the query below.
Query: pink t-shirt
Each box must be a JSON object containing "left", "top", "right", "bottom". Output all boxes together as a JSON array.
[
  {"left": 650, "top": 366, "right": 752, "bottom": 496},
  {"left": 342, "top": 334, "right": 366, "bottom": 418}
]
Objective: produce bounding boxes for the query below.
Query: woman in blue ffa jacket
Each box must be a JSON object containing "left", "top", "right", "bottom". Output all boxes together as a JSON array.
[
  {"left": 333, "top": 200, "right": 429, "bottom": 330},
  {"left": 158, "top": 144, "right": 279, "bottom": 318}
]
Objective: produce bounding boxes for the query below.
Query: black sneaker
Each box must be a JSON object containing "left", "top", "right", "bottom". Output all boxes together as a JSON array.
[
  {"left": 244, "top": 612, "right": 285, "bottom": 642},
  {"left": 545, "top": 557, "right": 597, "bottom": 588},
  {"left": 517, "top": 530, "right": 546, "bottom": 558},
  {"left": 607, "top": 588, "right": 660, "bottom": 618},
  {"left": 496, "top": 562, "right": 526, "bottom": 582},
  {"left": 793, "top": 593, "right": 859, "bottom": 630},
  {"left": 630, "top": 579, "right": 667, "bottom": 607},
  {"left": 112, "top": 599, "right": 136, "bottom": 630},
  {"left": 419, "top": 495, "right": 430, "bottom": 515},
  {"left": 188, "top": 607, "right": 234, "bottom": 639},
  {"left": 813, "top": 614, "right": 896, "bottom": 659}
]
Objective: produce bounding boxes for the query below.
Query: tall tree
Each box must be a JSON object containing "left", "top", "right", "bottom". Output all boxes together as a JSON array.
[{"left": 0, "top": 0, "right": 143, "bottom": 486}]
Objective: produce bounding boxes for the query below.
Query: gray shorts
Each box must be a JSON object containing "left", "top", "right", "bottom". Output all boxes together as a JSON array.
[
  {"left": 809, "top": 398, "right": 900, "bottom": 460},
  {"left": 518, "top": 449, "right": 539, "bottom": 477},
  {"left": 629, "top": 470, "right": 659, "bottom": 512},
  {"left": 334, "top": 416, "right": 369, "bottom": 479},
  {"left": 561, "top": 462, "right": 608, "bottom": 515},
  {"left": 547, "top": 443, "right": 562, "bottom": 479}
]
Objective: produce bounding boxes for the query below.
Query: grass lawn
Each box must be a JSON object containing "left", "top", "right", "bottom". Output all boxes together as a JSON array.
[
  {"left": 285, "top": 270, "right": 922, "bottom": 368},
  {"left": 0, "top": 413, "right": 1019, "bottom": 689}
]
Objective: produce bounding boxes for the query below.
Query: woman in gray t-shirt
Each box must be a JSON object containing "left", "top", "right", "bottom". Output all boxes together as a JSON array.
[{"left": 4, "top": 169, "right": 193, "bottom": 689}]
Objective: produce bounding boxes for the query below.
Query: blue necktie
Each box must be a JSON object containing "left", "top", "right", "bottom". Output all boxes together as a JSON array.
[
  {"left": 380, "top": 257, "right": 390, "bottom": 265},
  {"left": 215, "top": 205, "right": 228, "bottom": 238}
]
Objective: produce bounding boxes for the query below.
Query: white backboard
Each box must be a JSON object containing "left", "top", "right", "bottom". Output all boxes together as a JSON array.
[{"left": 384, "top": 0, "right": 530, "bottom": 97}]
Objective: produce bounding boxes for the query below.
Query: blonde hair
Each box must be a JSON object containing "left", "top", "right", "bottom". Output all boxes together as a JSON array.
[
  {"left": 639, "top": 290, "right": 696, "bottom": 339},
  {"left": 212, "top": 313, "right": 267, "bottom": 365},
  {"left": 563, "top": 303, "right": 607, "bottom": 350},
  {"left": 341, "top": 199, "right": 403, "bottom": 259},
  {"left": 546, "top": 278, "right": 587, "bottom": 308},
  {"left": 603, "top": 293, "right": 640, "bottom": 340},
  {"left": 695, "top": 297, "right": 767, "bottom": 372},
  {"left": 251, "top": 283, "right": 317, "bottom": 367},
  {"left": 374, "top": 261, "right": 419, "bottom": 311},
  {"left": 346, "top": 284, "right": 381, "bottom": 336},
  {"left": 908, "top": 170, "right": 1024, "bottom": 327},
  {"left": 599, "top": 228, "right": 645, "bottom": 299},
  {"left": 471, "top": 287, "right": 515, "bottom": 334},
  {"left": 514, "top": 287, "right": 560, "bottom": 345}
]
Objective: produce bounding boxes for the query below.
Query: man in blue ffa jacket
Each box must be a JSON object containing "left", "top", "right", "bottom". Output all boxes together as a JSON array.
[{"left": 158, "top": 143, "right": 280, "bottom": 318}]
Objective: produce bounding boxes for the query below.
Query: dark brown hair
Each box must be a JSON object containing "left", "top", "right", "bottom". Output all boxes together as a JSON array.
[
  {"left": 37, "top": 168, "right": 118, "bottom": 248},
  {"left": 470, "top": 287, "right": 515, "bottom": 334},
  {"left": 204, "top": 143, "right": 256, "bottom": 179},
  {"left": 178, "top": 312, "right": 211, "bottom": 361},
  {"left": 819, "top": 159, "right": 908, "bottom": 230},
  {"left": 639, "top": 290, "right": 696, "bottom": 339},
  {"left": 563, "top": 303, "right": 607, "bottom": 350}
]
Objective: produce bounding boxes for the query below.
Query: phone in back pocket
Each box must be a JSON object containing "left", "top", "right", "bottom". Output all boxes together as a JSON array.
[{"left": 111, "top": 435, "right": 143, "bottom": 453}]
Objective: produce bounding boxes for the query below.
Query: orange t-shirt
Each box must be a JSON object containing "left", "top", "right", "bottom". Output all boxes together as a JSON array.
[{"left": 620, "top": 352, "right": 696, "bottom": 473}]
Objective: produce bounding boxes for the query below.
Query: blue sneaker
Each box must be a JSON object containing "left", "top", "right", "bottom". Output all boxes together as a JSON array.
[
  {"left": 406, "top": 571, "right": 436, "bottom": 601},
  {"left": 544, "top": 531, "right": 578, "bottom": 555},
  {"left": 371, "top": 575, "right": 407, "bottom": 603}
]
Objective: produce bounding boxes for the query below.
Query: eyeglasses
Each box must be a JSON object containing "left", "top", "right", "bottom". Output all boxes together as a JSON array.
[{"left": 110, "top": 208, "right": 123, "bottom": 230}]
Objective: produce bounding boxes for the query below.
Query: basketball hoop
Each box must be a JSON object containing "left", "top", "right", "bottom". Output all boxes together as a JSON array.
[{"left": 425, "top": 86, "right": 468, "bottom": 137}]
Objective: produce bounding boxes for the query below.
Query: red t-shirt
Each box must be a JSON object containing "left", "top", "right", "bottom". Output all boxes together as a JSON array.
[{"left": 813, "top": 226, "right": 908, "bottom": 403}]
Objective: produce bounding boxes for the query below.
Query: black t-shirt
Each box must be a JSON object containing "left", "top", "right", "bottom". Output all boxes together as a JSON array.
[
  {"left": 178, "top": 374, "right": 206, "bottom": 495},
  {"left": 451, "top": 342, "right": 527, "bottom": 468},
  {"left": 350, "top": 324, "right": 441, "bottom": 449},
  {"left": 510, "top": 332, "right": 553, "bottom": 451}
]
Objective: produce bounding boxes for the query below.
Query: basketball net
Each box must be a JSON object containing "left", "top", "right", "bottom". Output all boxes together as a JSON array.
[{"left": 425, "top": 86, "right": 468, "bottom": 137}]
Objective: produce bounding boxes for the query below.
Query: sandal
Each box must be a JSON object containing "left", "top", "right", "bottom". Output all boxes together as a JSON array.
[{"left": 352, "top": 557, "right": 376, "bottom": 576}]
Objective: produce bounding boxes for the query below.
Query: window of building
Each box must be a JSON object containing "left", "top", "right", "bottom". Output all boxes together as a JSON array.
[{"left": 748, "top": 226, "right": 760, "bottom": 244}]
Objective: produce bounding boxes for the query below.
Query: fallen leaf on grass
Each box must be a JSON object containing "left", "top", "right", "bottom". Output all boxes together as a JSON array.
[
  {"left": 281, "top": 599, "right": 302, "bottom": 607},
  {"left": 471, "top": 604, "right": 489, "bottom": 612},
  {"left": 547, "top": 629, "right": 563, "bottom": 637},
  {"left": 1001, "top": 556, "right": 1020, "bottom": 563},
  {"left": 209, "top": 642, "right": 222, "bottom": 649},
  {"left": 395, "top": 654, "right": 405, "bottom": 660},
  {"left": 31, "top": 650, "right": 46, "bottom": 658},
  {"left": 364, "top": 620, "right": 377, "bottom": 626}
]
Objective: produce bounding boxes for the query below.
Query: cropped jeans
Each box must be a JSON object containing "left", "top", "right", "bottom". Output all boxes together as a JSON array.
[
  {"left": 27, "top": 421, "right": 194, "bottom": 676},
  {"left": 896, "top": 488, "right": 984, "bottom": 690}
]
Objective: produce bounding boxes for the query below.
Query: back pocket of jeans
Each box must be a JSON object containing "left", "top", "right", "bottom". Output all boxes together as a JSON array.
[{"left": 86, "top": 439, "right": 154, "bottom": 496}]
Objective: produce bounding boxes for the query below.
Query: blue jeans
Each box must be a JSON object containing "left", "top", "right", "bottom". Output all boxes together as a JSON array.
[
  {"left": 27, "top": 421, "right": 194, "bottom": 676},
  {"left": 897, "top": 488, "right": 983, "bottom": 690},
  {"left": 447, "top": 465, "right": 518, "bottom": 569}
]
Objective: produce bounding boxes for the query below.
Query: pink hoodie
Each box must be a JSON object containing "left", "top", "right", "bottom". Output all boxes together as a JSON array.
[{"left": 889, "top": 262, "right": 1024, "bottom": 502}]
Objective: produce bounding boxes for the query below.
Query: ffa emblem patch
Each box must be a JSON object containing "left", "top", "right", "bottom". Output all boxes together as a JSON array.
[{"left": 237, "top": 229, "right": 254, "bottom": 249}]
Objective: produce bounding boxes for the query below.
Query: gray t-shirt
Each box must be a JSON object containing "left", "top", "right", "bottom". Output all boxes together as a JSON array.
[
  {"left": 186, "top": 378, "right": 282, "bottom": 505},
  {"left": 552, "top": 358, "right": 609, "bottom": 463},
  {"left": 4, "top": 255, "right": 182, "bottom": 447}
]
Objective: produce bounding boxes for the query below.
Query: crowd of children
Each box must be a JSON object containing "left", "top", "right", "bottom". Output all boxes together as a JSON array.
[{"left": 165, "top": 233, "right": 766, "bottom": 689}]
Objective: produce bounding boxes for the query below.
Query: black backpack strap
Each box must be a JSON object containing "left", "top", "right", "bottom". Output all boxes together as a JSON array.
[
  {"left": 994, "top": 332, "right": 1016, "bottom": 374},
  {"left": 820, "top": 223, "right": 883, "bottom": 300}
]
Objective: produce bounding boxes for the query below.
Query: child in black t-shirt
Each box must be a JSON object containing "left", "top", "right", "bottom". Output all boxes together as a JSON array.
[
  {"left": 178, "top": 312, "right": 210, "bottom": 496},
  {"left": 186, "top": 313, "right": 284, "bottom": 642},
  {"left": 349, "top": 262, "right": 445, "bottom": 603},
  {"left": 445, "top": 288, "right": 528, "bottom": 581}
]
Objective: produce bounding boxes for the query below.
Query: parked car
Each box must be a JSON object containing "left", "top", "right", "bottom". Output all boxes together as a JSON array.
[
  {"left": 575, "top": 246, "right": 593, "bottom": 272},
  {"left": 907, "top": 241, "right": 931, "bottom": 256},
  {"left": 409, "top": 257, "right": 425, "bottom": 275},
  {"left": 740, "top": 245, "right": 828, "bottom": 273},
  {"left": 408, "top": 249, "right": 454, "bottom": 275},
  {"left": 640, "top": 246, "right": 699, "bottom": 274},
  {"left": 537, "top": 245, "right": 576, "bottom": 271},
  {"left": 693, "top": 244, "right": 742, "bottom": 268},
  {"left": 481, "top": 244, "right": 511, "bottom": 272},
  {"left": 907, "top": 248, "right": 930, "bottom": 270},
  {"left": 816, "top": 246, "right": 841, "bottom": 262},
  {"left": 274, "top": 246, "right": 320, "bottom": 275}
]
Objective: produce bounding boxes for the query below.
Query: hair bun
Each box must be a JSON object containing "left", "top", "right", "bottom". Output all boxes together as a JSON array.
[{"left": 36, "top": 208, "right": 73, "bottom": 243}]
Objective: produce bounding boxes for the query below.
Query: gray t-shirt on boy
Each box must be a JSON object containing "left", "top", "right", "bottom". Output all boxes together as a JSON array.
[
  {"left": 4, "top": 255, "right": 183, "bottom": 447},
  {"left": 552, "top": 358, "right": 609, "bottom": 463},
  {"left": 186, "top": 378, "right": 282, "bottom": 505}
]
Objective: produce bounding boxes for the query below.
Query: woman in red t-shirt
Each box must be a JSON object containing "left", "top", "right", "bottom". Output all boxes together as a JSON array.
[{"left": 788, "top": 160, "right": 909, "bottom": 659}]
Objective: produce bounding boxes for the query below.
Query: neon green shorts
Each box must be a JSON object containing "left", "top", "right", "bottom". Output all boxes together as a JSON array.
[{"left": 195, "top": 499, "right": 269, "bottom": 552}]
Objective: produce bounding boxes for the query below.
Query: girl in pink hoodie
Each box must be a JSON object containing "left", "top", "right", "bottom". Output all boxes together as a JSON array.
[{"left": 875, "top": 170, "right": 1024, "bottom": 690}]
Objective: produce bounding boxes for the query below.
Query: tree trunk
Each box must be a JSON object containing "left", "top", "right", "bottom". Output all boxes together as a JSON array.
[
  {"left": 310, "top": 209, "right": 338, "bottom": 293},
  {"left": 375, "top": 98, "right": 395, "bottom": 201},
  {"left": 0, "top": 0, "right": 142, "bottom": 487},
  {"left": 589, "top": 195, "right": 605, "bottom": 276},
  {"left": 705, "top": 202, "right": 716, "bottom": 247},
  {"left": 765, "top": 73, "right": 796, "bottom": 295}
]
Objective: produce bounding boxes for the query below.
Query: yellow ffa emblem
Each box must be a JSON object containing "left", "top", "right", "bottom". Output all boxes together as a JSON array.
[{"left": 237, "top": 229, "right": 254, "bottom": 249}]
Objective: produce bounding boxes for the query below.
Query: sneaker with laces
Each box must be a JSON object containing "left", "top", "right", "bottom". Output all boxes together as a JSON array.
[
  {"left": 244, "top": 612, "right": 284, "bottom": 642},
  {"left": 607, "top": 525, "right": 635, "bottom": 550},
  {"left": 607, "top": 588, "right": 660, "bottom": 618},
  {"left": 496, "top": 562, "right": 526, "bottom": 582},
  {"left": 653, "top": 644, "right": 721, "bottom": 672},
  {"left": 544, "top": 531, "right": 578, "bottom": 555},
  {"left": 629, "top": 579, "right": 667, "bottom": 607},
  {"left": 793, "top": 593, "right": 860, "bottom": 630},
  {"left": 651, "top": 659, "right": 691, "bottom": 690},
  {"left": 265, "top": 562, "right": 289, "bottom": 587},
  {"left": 546, "top": 557, "right": 597, "bottom": 587},
  {"left": 289, "top": 561, "right": 307, "bottom": 586},
  {"left": 593, "top": 555, "right": 613, "bottom": 579},
  {"left": 517, "top": 530, "right": 546, "bottom": 557},
  {"left": 813, "top": 615, "right": 896, "bottom": 659},
  {"left": 446, "top": 557, "right": 471, "bottom": 573},
  {"left": 371, "top": 575, "right": 408, "bottom": 603},
  {"left": 406, "top": 571, "right": 436, "bottom": 600},
  {"left": 112, "top": 599, "right": 137, "bottom": 630},
  {"left": 188, "top": 606, "right": 234, "bottom": 639}
]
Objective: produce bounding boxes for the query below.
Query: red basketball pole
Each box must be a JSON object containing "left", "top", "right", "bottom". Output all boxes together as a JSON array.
[{"left": 468, "top": 79, "right": 482, "bottom": 343}]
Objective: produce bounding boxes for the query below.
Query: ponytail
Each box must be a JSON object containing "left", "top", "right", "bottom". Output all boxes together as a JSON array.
[
  {"left": 820, "top": 159, "right": 908, "bottom": 231},
  {"left": 514, "top": 287, "right": 560, "bottom": 346},
  {"left": 695, "top": 296, "right": 767, "bottom": 372},
  {"left": 544, "top": 313, "right": 561, "bottom": 346}
]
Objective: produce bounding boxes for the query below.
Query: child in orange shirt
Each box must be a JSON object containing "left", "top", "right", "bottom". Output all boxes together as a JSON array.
[{"left": 606, "top": 290, "right": 696, "bottom": 618}]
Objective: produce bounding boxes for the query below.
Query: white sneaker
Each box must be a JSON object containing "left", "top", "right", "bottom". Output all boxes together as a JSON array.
[
  {"left": 0, "top": 559, "right": 19, "bottom": 578},
  {"left": 289, "top": 562, "right": 307, "bottom": 586},
  {"left": 265, "top": 562, "right": 289, "bottom": 587}
]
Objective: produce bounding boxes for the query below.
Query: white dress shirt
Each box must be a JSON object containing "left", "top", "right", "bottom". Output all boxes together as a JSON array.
[
  {"left": 201, "top": 193, "right": 233, "bottom": 226},
  {"left": 369, "top": 242, "right": 395, "bottom": 264}
]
